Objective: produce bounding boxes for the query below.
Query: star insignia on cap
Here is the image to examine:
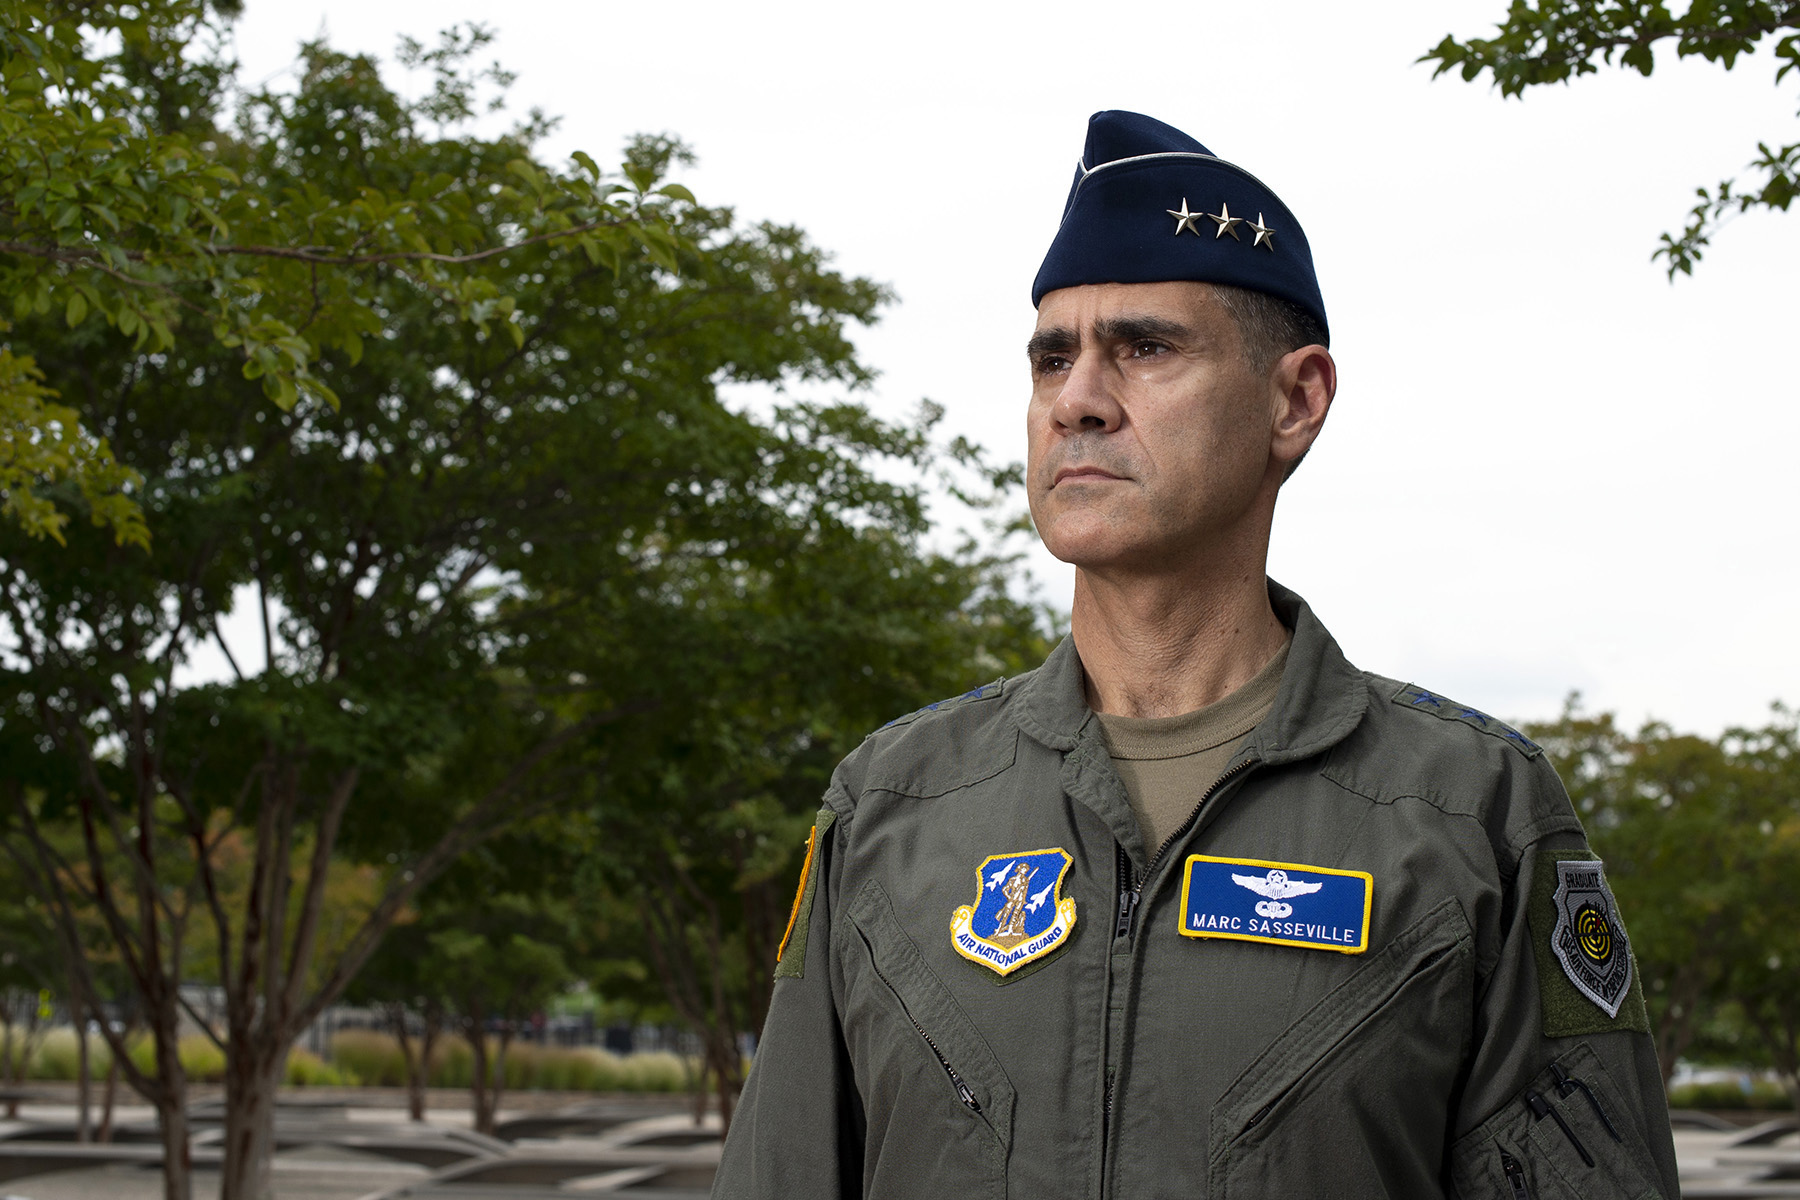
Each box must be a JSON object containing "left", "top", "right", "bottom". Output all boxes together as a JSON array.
[
  {"left": 1248, "top": 212, "right": 1276, "bottom": 251},
  {"left": 1208, "top": 202, "right": 1243, "bottom": 241},
  {"left": 1166, "top": 198, "right": 1204, "bottom": 237}
]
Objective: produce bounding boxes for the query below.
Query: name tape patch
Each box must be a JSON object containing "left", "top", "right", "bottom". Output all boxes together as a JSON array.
[
  {"left": 1179, "top": 855, "right": 1372, "bottom": 953},
  {"left": 950, "top": 848, "right": 1078, "bottom": 976}
]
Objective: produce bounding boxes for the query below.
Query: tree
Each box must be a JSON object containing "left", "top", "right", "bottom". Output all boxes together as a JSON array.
[
  {"left": 1423, "top": 0, "right": 1800, "bottom": 275},
  {"left": 1529, "top": 700, "right": 1800, "bottom": 1085},
  {"left": 0, "top": 885, "right": 59, "bottom": 1119},
  {"left": 342, "top": 920, "right": 446, "bottom": 1123},
  {"left": 0, "top": 25, "right": 1027, "bottom": 1200},
  {"left": 0, "top": 2, "right": 686, "bottom": 546},
  {"left": 578, "top": 453, "right": 1047, "bottom": 1134},
  {"left": 1720, "top": 709, "right": 1800, "bottom": 1107}
]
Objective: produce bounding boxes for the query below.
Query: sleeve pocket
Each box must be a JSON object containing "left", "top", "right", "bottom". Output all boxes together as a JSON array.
[{"left": 1449, "top": 1043, "right": 1666, "bottom": 1199}]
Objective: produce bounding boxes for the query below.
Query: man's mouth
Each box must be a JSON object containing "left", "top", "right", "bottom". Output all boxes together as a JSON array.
[{"left": 1053, "top": 465, "right": 1124, "bottom": 486}]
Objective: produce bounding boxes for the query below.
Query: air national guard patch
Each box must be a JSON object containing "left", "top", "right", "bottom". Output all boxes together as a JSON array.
[
  {"left": 950, "top": 849, "right": 1077, "bottom": 976},
  {"left": 1178, "top": 855, "right": 1372, "bottom": 953},
  {"left": 1549, "top": 859, "right": 1633, "bottom": 1018}
]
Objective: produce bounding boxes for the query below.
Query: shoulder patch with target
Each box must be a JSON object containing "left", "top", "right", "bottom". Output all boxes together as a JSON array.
[{"left": 1528, "top": 850, "right": 1649, "bottom": 1036}]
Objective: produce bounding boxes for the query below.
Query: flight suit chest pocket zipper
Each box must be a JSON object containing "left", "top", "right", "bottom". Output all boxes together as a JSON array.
[
  {"left": 1206, "top": 899, "right": 1476, "bottom": 1199},
  {"left": 845, "top": 879, "right": 1015, "bottom": 1195}
]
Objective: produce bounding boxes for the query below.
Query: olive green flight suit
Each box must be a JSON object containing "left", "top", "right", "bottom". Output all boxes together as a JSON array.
[{"left": 714, "top": 583, "right": 1680, "bottom": 1199}]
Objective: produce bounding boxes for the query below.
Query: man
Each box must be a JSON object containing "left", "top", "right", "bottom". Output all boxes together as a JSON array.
[{"left": 713, "top": 111, "right": 1679, "bottom": 1199}]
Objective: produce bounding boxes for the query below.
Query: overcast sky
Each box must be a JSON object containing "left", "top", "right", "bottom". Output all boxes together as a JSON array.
[{"left": 226, "top": 0, "right": 1800, "bottom": 737}]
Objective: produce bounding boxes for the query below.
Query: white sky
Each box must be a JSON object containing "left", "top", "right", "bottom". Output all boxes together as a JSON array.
[{"left": 226, "top": 0, "right": 1800, "bottom": 736}]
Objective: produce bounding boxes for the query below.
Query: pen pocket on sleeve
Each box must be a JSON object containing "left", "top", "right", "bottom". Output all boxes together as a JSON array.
[{"left": 1448, "top": 1043, "right": 1665, "bottom": 1200}]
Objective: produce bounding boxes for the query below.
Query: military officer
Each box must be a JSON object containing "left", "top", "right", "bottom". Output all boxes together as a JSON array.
[{"left": 712, "top": 111, "right": 1680, "bottom": 1199}]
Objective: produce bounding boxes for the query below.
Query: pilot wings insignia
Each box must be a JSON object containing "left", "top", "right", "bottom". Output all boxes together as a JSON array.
[{"left": 1233, "top": 868, "right": 1322, "bottom": 917}]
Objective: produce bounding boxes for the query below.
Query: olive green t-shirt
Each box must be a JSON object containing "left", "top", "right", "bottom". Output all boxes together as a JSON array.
[{"left": 1095, "top": 639, "right": 1290, "bottom": 854}]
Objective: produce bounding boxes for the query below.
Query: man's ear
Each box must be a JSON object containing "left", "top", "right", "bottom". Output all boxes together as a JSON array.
[{"left": 1269, "top": 345, "right": 1336, "bottom": 478}]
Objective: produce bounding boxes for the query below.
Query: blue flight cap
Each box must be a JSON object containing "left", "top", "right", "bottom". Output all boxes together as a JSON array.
[{"left": 1032, "top": 111, "right": 1327, "bottom": 338}]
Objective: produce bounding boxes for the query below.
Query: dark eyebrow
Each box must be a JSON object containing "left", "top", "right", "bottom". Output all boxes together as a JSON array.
[
  {"left": 1093, "top": 315, "right": 1193, "bottom": 344},
  {"left": 1026, "top": 327, "right": 1077, "bottom": 361},
  {"left": 1026, "top": 315, "right": 1196, "bottom": 362}
]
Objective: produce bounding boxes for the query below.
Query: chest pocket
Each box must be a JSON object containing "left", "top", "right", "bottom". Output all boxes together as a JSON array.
[
  {"left": 1448, "top": 1043, "right": 1665, "bottom": 1200},
  {"left": 842, "top": 878, "right": 1014, "bottom": 1200},
  {"left": 1206, "top": 898, "right": 1476, "bottom": 1198}
]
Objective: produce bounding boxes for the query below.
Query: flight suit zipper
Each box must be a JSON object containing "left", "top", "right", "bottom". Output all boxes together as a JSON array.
[
  {"left": 864, "top": 953, "right": 981, "bottom": 1113},
  {"left": 1102, "top": 756, "right": 1262, "bottom": 1197},
  {"left": 908, "top": 1006, "right": 980, "bottom": 1112},
  {"left": 1113, "top": 756, "right": 1261, "bottom": 939},
  {"left": 1500, "top": 1150, "right": 1530, "bottom": 1199}
]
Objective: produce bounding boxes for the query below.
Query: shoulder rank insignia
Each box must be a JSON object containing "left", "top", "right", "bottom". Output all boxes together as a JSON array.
[
  {"left": 1178, "top": 855, "right": 1372, "bottom": 953},
  {"left": 1548, "top": 859, "right": 1633, "bottom": 1017},
  {"left": 1393, "top": 683, "right": 1542, "bottom": 758},
  {"left": 880, "top": 680, "right": 1003, "bottom": 732},
  {"left": 950, "top": 848, "right": 1077, "bottom": 976}
]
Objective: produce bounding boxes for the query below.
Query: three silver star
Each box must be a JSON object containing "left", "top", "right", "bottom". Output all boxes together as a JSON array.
[
  {"left": 1166, "top": 198, "right": 1204, "bottom": 236},
  {"left": 1208, "top": 202, "right": 1243, "bottom": 241},
  {"left": 1248, "top": 212, "right": 1276, "bottom": 251}
]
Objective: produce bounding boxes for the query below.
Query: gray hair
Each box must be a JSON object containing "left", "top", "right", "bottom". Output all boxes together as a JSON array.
[{"left": 1209, "top": 284, "right": 1330, "bottom": 479}]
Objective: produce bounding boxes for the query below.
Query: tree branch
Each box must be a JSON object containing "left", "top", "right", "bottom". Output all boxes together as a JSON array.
[{"left": 281, "top": 767, "right": 359, "bottom": 1018}]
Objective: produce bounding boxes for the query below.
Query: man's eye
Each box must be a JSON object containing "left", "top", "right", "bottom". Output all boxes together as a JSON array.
[
  {"left": 1129, "top": 340, "right": 1168, "bottom": 358},
  {"left": 1035, "top": 354, "right": 1072, "bottom": 374}
]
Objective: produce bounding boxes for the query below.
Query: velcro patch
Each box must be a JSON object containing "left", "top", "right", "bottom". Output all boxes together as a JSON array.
[
  {"left": 1392, "top": 683, "right": 1542, "bottom": 758},
  {"left": 1528, "top": 850, "right": 1649, "bottom": 1035},
  {"left": 773, "top": 806, "right": 836, "bottom": 980},
  {"left": 1178, "top": 855, "right": 1371, "bottom": 953},
  {"left": 950, "top": 848, "right": 1078, "bottom": 976}
]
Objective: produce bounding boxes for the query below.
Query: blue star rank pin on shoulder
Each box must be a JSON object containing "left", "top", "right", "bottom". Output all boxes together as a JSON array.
[
  {"left": 1178, "top": 855, "right": 1372, "bottom": 953},
  {"left": 950, "top": 849, "right": 1077, "bottom": 975}
]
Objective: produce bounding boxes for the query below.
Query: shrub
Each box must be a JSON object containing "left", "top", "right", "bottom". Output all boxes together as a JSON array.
[
  {"left": 286, "top": 1047, "right": 357, "bottom": 1087},
  {"left": 325, "top": 1031, "right": 695, "bottom": 1093},
  {"left": 123, "top": 1033, "right": 226, "bottom": 1083},
  {"left": 1667, "top": 1078, "right": 1793, "bottom": 1110},
  {"left": 25, "top": 1028, "right": 113, "bottom": 1080},
  {"left": 329, "top": 1029, "right": 413, "bottom": 1087}
]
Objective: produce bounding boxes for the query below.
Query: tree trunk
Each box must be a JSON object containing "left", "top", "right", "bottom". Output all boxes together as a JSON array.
[
  {"left": 1653, "top": 970, "right": 1707, "bottom": 1086},
  {"left": 156, "top": 1095, "right": 193, "bottom": 1200},
  {"left": 148, "top": 1010, "right": 193, "bottom": 1200},
  {"left": 705, "top": 1032, "right": 740, "bottom": 1138},
  {"left": 491, "top": 1026, "right": 511, "bottom": 1132},
  {"left": 390, "top": 1005, "right": 426, "bottom": 1122},
  {"left": 218, "top": 1041, "right": 285, "bottom": 1200},
  {"left": 418, "top": 1016, "right": 440, "bottom": 1121},
  {"left": 465, "top": 1020, "right": 496, "bottom": 1136},
  {"left": 75, "top": 1013, "right": 91, "bottom": 1142},
  {"left": 1, "top": 1008, "right": 16, "bottom": 1120},
  {"left": 98, "top": 1043, "right": 121, "bottom": 1143}
]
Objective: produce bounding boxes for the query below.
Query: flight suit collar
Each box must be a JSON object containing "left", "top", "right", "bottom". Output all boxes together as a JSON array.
[
  {"left": 1011, "top": 579, "right": 1369, "bottom": 770},
  {"left": 1011, "top": 580, "right": 1369, "bottom": 860}
]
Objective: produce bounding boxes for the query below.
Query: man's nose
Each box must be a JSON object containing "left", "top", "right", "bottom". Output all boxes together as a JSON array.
[{"left": 1052, "top": 352, "right": 1124, "bottom": 433}]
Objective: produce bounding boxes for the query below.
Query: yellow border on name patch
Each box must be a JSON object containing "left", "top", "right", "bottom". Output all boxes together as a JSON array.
[{"left": 1176, "top": 854, "right": 1374, "bottom": 954}]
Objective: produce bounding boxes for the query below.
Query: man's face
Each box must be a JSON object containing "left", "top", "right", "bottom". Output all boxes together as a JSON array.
[{"left": 1026, "top": 281, "right": 1278, "bottom": 573}]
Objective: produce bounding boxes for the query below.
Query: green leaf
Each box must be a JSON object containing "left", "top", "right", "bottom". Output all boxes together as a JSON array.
[{"left": 64, "top": 291, "right": 87, "bottom": 327}]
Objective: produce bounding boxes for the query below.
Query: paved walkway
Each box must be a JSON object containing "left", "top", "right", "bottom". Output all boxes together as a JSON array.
[
  {"left": 0, "top": 1088, "right": 716, "bottom": 1200},
  {"left": 2, "top": 1089, "right": 1794, "bottom": 1197}
]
